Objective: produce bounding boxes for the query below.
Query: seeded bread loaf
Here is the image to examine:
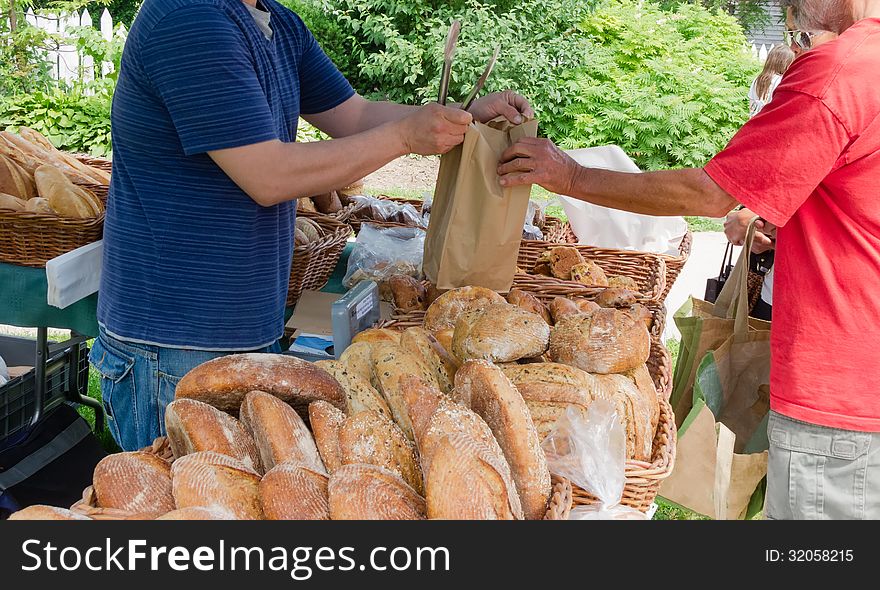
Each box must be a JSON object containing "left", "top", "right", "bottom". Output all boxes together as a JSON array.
[
  {"left": 506, "top": 289, "right": 552, "bottom": 324},
  {"left": 399, "top": 327, "right": 459, "bottom": 393},
  {"left": 308, "top": 401, "right": 346, "bottom": 474},
  {"left": 452, "top": 303, "right": 550, "bottom": 363},
  {"left": 423, "top": 286, "right": 506, "bottom": 333},
  {"left": 315, "top": 360, "right": 392, "bottom": 419},
  {"left": 371, "top": 342, "right": 440, "bottom": 439},
  {"left": 549, "top": 308, "right": 650, "bottom": 374}
]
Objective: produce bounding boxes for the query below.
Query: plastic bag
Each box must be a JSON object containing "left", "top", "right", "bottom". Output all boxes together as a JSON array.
[
  {"left": 541, "top": 401, "right": 647, "bottom": 520},
  {"left": 349, "top": 195, "right": 425, "bottom": 227},
  {"left": 343, "top": 224, "right": 426, "bottom": 292}
]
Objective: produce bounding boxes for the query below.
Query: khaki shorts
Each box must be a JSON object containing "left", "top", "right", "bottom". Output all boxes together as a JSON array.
[{"left": 766, "top": 411, "right": 880, "bottom": 520}]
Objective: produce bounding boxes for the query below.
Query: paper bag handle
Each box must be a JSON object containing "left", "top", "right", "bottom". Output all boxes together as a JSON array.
[{"left": 713, "top": 216, "right": 761, "bottom": 337}]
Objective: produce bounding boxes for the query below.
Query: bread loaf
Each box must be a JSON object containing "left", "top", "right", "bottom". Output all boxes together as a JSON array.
[
  {"left": 295, "top": 217, "right": 322, "bottom": 243},
  {"left": 595, "top": 287, "right": 639, "bottom": 308},
  {"left": 506, "top": 289, "right": 552, "bottom": 324},
  {"left": 453, "top": 361, "right": 551, "bottom": 519},
  {"left": 328, "top": 464, "right": 426, "bottom": 520},
  {"left": 0, "top": 192, "right": 26, "bottom": 211},
  {"left": 423, "top": 286, "right": 506, "bottom": 333},
  {"left": 174, "top": 353, "right": 346, "bottom": 419},
  {"left": 240, "top": 391, "right": 325, "bottom": 473},
  {"left": 9, "top": 506, "right": 91, "bottom": 520},
  {"left": 339, "top": 341, "right": 379, "bottom": 389},
  {"left": 389, "top": 274, "right": 428, "bottom": 312},
  {"left": 433, "top": 328, "right": 455, "bottom": 357},
  {"left": 452, "top": 303, "right": 550, "bottom": 363},
  {"left": 164, "top": 398, "right": 263, "bottom": 473},
  {"left": 339, "top": 410, "right": 423, "bottom": 495},
  {"left": 549, "top": 308, "right": 650, "bottom": 374},
  {"left": 399, "top": 327, "right": 459, "bottom": 393},
  {"left": 593, "top": 373, "right": 658, "bottom": 461},
  {"left": 548, "top": 246, "right": 584, "bottom": 279},
  {"left": 260, "top": 463, "right": 330, "bottom": 520},
  {"left": 34, "top": 165, "right": 100, "bottom": 218},
  {"left": 501, "top": 363, "right": 602, "bottom": 440},
  {"left": 170, "top": 452, "right": 263, "bottom": 520},
  {"left": 351, "top": 328, "right": 400, "bottom": 345},
  {"left": 18, "top": 127, "right": 110, "bottom": 185},
  {"left": 92, "top": 451, "right": 175, "bottom": 514},
  {"left": 371, "top": 342, "right": 440, "bottom": 439},
  {"left": 575, "top": 298, "right": 601, "bottom": 315},
  {"left": 316, "top": 360, "right": 391, "bottom": 418},
  {"left": 25, "top": 197, "right": 54, "bottom": 214},
  {"left": 548, "top": 297, "right": 581, "bottom": 324},
  {"left": 0, "top": 154, "right": 36, "bottom": 199},
  {"left": 156, "top": 506, "right": 236, "bottom": 520},
  {"left": 570, "top": 261, "right": 609, "bottom": 286},
  {"left": 625, "top": 303, "right": 653, "bottom": 329},
  {"left": 308, "top": 401, "right": 346, "bottom": 473}
]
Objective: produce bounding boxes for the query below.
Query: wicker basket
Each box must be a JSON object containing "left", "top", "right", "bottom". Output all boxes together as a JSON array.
[
  {"left": 74, "top": 154, "right": 112, "bottom": 173},
  {"left": 542, "top": 220, "right": 692, "bottom": 300},
  {"left": 0, "top": 209, "right": 104, "bottom": 268},
  {"left": 516, "top": 241, "right": 667, "bottom": 303},
  {"left": 70, "top": 437, "right": 174, "bottom": 520},
  {"left": 288, "top": 213, "right": 351, "bottom": 307}
]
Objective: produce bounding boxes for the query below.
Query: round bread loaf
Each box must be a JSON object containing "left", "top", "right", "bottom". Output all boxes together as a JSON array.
[
  {"left": 92, "top": 451, "right": 175, "bottom": 514},
  {"left": 549, "top": 308, "right": 650, "bottom": 374},
  {"left": 423, "top": 286, "right": 506, "bottom": 333},
  {"left": 170, "top": 452, "right": 262, "bottom": 520},
  {"left": 548, "top": 297, "right": 581, "bottom": 324},
  {"left": 156, "top": 506, "right": 236, "bottom": 520},
  {"left": 328, "top": 464, "right": 426, "bottom": 520},
  {"left": 452, "top": 303, "right": 550, "bottom": 363},
  {"left": 260, "top": 463, "right": 330, "bottom": 520},
  {"left": 506, "top": 289, "right": 551, "bottom": 325}
]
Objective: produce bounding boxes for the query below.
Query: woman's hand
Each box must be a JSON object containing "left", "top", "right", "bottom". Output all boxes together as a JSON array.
[
  {"left": 468, "top": 90, "right": 535, "bottom": 125},
  {"left": 497, "top": 137, "right": 581, "bottom": 194}
]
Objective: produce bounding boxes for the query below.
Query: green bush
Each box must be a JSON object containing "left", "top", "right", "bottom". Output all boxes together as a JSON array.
[{"left": 288, "top": 0, "right": 759, "bottom": 170}]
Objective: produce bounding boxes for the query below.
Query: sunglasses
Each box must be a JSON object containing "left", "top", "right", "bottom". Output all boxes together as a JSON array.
[{"left": 785, "top": 29, "right": 821, "bottom": 50}]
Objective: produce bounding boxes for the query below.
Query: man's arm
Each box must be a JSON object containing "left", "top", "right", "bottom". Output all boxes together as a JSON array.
[{"left": 497, "top": 137, "right": 737, "bottom": 217}]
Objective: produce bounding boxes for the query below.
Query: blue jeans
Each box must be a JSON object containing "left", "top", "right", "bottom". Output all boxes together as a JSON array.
[{"left": 89, "top": 328, "right": 281, "bottom": 451}]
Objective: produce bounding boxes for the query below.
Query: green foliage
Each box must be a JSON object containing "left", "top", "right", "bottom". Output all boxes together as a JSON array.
[
  {"left": 661, "top": 1, "right": 771, "bottom": 31},
  {"left": 1, "top": 13, "right": 55, "bottom": 95}
]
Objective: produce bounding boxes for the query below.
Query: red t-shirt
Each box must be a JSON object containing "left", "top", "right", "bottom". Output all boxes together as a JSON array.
[{"left": 704, "top": 18, "right": 880, "bottom": 432}]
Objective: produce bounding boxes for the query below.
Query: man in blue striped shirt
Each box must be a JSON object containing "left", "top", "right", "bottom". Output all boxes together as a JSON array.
[{"left": 90, "top": 0, "right": 534, "bottom": 450}]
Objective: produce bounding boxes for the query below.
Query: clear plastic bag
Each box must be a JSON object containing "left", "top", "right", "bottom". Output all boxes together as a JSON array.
[
  {"left": 349, "top": 195, "right": 425, "bottom": 227},
  {"left": 541, "top": 401, "right": 647, "bottom": 520},
  {"left": 342, "top": 224, "right": 426, "bottom": 291}
]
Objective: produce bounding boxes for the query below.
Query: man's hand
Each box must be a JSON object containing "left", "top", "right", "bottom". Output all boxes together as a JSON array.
[
  {"left": 497, "top": 137, "right": 580, "bottom": 193},
  {"left": 395, "top": 103, "right": 473, "bottom": 156},
  {"left": 468, "top": 91, "right": 535, "bottom": 125},
  {"left": 724, "top": 208, "right": 774, "bottom": 253}
]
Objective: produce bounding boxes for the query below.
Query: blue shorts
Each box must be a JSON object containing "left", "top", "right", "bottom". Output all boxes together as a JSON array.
[{"left": 88, "top": 327, "right": 281, "bottom": 451}]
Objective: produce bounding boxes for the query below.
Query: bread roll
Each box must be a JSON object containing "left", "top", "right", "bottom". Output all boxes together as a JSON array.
[
  {"left": 549, "top": 247, "right": 585, "bottom": 280},
  {"left": 570, "top": 261, "right": 609, "bottom": 286},
  {"left": 25, "top": 196, "right": 54, "bottom": 214},
  {"left": 453, "top": 360, "right": 551, "bottom": 519},
  {"left": 175, "top": 353, "right": 346, "bottom": 418},
  {"left": 549, "top": 308, "right": 650, "bottom": 374},
  {"left": 595, "top": 287, "right": 639, "bottom": 308},
  {"left": 297, "top": 197, "right": 318, "bottom": 213},
  {"left": 315, "top": 360, "right": 392, "bottom": 419},
  {"left": 452, "top": 303, "right": 550, "bottom": 363},
  {"left": 156, "top": 506, "right": 236, "bottom": 520},
  {"left": 164, "top": 398, "right": 263, "bottom": 473},
  {"left": 308, "top": 401, "right": 346, "bottom": 473},
  {"left": 389, "top": 274, "right": 428, "bottom": 312},
  {"left": 0, "top": 154, "right": 36, "bottom": 199},
  {"left": 506, "top": 289, "right": 551, "bottom": 324},
  {"left": 170, "top": 452, "right": 262, "bottom": 520},
  {"left": 625, "top": 303, "right": 654, "bottom": 330},
  {"left": 608, "top": 275, "right": 639, "bottom": 290},
  {"left": 294, "top": 228, "right": 310, "bottom": 246},
  {"left": 0, "top": 192, "right": 26, "bottom": 211},
  {"left": 339, "top": 342, "right": 380, "bottom": 389},
  {"left": 423, "top": 286, "right": 506, "bottom": 333},
  {"left": 371, "top": 342, "right": 440, "bottom": 439},
  {"left": 240, "top": 390, "right": 325, "bottom": 473},
  {"left": 260, "top": 463, "right": 330, "bottom": 520},
  {"left": 9, "top": 506, "right": 91, "bottom": 520},
  {"left": 339, "top": 410, "right": 423, "bottom": 495},
  {"left": 399, "top": 327, "right": 459, "bottom": 393},
  {"left": 328, "top": 464, "right": 426, "bottom": 520},
  {"left": 351, "top": 328, "right": 401, "bottom": 345},
  {"left": 92, "top": 451, "right": 175, "bottom": 514},
  {"left": 548, "top": 297, "right": 581, "bottom": 324}
]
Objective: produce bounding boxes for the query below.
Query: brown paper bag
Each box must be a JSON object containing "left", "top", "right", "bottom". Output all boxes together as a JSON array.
[{"left": 424, "top": 116, "right": 538, "bottom": 291}]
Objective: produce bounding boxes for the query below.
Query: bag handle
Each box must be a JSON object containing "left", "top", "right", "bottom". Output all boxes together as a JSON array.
[{"left": 713, "top": 216, "right": 761, "bottom": 337}]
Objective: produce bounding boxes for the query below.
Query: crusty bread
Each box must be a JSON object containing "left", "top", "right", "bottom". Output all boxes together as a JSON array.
[
  {"left": 308, "top": 401, "right": 346, "bottom": 473},
  {"left": 452, "top": 303, "right": 550, "bottom": 363},
  {"left": 34, "top": 165, "right": 99, "bottom": 218},
  {"left": 501, "top": 362, "right": 602, "bottom": 440},
  {"left": 549, "top": 246, "right": 585, "bottom": 280},
  {"left": 8, "top": 505, "right": 91, "bottom": 520},
  {"left": 328, "top": 464, "right": 426, "bottom": 520},
  {"left": 339, "top": 410, "right": 423, "bottom": 495},
  {"left": 625, "top": 303, "right": 653, "bottom": 330},
  {"left": 339, "top": 341, "right": 380, "bottom": 389},
  {"left": 575, "top": 298, "right": 601, "bottom": 315},
  {"left": 399, "top": 327, "right": 459, "bottom": 394},
  {"left": 164, "top": 398, "right": 262, "bottom": 473},
  {"left": 400, "top": 376, "right": 449, "bottom": 449},
  {"left": 549, "top": 308, "right": 650, "bottom": 374},
  {"left": 371, "top": 342, "right": 440, "bottom": 439},
  {"left": 608, "top": 275, "right": 639, "bottom": 290},
  {"left": 170, "top": 452, "right": 263, "bottom": 520},
  {"left": 593, "top": 373, "right": 658, "bottom": 462},
  {"left": 0, "top": 192, "right": 26, "bottom": 211},
  {"left": 351, "top": 328, "right": 401, "bottom": 345},
  {"left": 453, "top": 361, "right": 551, "bottom": 519},
  {"left": 595, "top": 287, "right": 639, "bottom": 308},
  {"left": 240, "top": 391, "right": 325, "bottom": 473},
  {"left": 570, "top": 260, "right": 609, "bottom": 286},
  {"left": 389, "top": 274, "right": 428, "bottom": 312},
  {"left": 423, "top": 286, "right": 506, "bottom": 333},
  {"left": 92, "top": 451, "right": 175, "bottom": 514},
  {"left": 621, "top": 363, "right": 661, "bottom": 457},
  {"left": 295, "top": 217, "right": 322, "bottom": 243},
  {"left": 156, "top": 506, "right": 236, "bottom": 520},
  {"left": 260, "top": 463, "right": 330, "bottom": 520},
  {"left": 174, "top": 353, "right": 346, "bottom": 419},
  {"left": 18, "top": 127, "right": 109, "bottom": 185},
  {"left": 0, "top": 154, "right": 36, "bottom": 199},
  {"left": 548, "top": 297, "right": 581, "bottom": 324},
  {"left": 315, "top": 360, "right": 392, "bottom": 419},
  {"left": 506, "top": 289, "right": 552, "bottom": 324},
  {"left": 25, "top": 197, "right": 54, "bottom": 214},
  {"left": 433, "top": 328, "right": 455, "bottom": 358}
]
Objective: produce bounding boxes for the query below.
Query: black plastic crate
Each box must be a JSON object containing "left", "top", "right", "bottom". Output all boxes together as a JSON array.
[{"left": 0, "top": 335, "right": 90, "bottom": 448}]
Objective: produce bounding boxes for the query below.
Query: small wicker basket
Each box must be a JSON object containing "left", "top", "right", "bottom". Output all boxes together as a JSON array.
[{"left": 288, "top": 213, "right": 351, "bottom": 307}]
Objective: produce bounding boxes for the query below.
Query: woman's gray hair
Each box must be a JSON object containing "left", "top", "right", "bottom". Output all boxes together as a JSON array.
[{"left": 781, "top": 0, "right": 848, "bottom": 32}]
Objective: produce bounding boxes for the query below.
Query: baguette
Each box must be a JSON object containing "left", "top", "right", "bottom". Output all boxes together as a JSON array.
[
  {"left": 240, "top": 390, "right": 325, "bottom": 473},
  {"left": 35, "top": 165, "right": 97, "bottom": 218},
  {"left": 0, "top": 192, "right": 26, "bottom": 211},
  {"left": 0, "top": 154, "right": 36, "bottom": 199},
  {"left": 18, "top": 127, "right": 110, "bottom": 185}
]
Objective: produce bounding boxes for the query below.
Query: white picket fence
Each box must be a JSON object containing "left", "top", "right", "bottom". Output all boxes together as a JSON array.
[
  {"left": 750, "top": 43, "right": 772, "bottom": 62},
  {"left": 25, "top": 8, "right": 127, "bottom": 84}
]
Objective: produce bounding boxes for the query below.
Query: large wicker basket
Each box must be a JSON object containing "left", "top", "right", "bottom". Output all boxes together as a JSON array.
[
  {"left": 0, "top": 209, "right": 104, "bottom": 268},
  {"left": 74, "top": 154, "right": 112, "bottom": 173},
  {"left": 543, "top": 220, "right": 692, "bottom": 300},
  {"left": 287, "top": 213, "right": 351, "bottom": 307}
]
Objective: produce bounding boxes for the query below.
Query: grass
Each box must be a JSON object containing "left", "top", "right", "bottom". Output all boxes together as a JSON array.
[{"left": 685, "top": 216, "right": 724, "bottom": 233}]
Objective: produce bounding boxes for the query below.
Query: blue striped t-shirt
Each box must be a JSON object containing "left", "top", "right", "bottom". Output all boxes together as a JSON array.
[{"left": 99, "top": 0, "right": 354, "bottom": 350}]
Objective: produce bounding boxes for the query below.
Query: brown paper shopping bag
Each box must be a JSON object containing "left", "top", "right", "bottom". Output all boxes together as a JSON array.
[{"left": 424, "top": 116, "right": 538, "bottom": 291}]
